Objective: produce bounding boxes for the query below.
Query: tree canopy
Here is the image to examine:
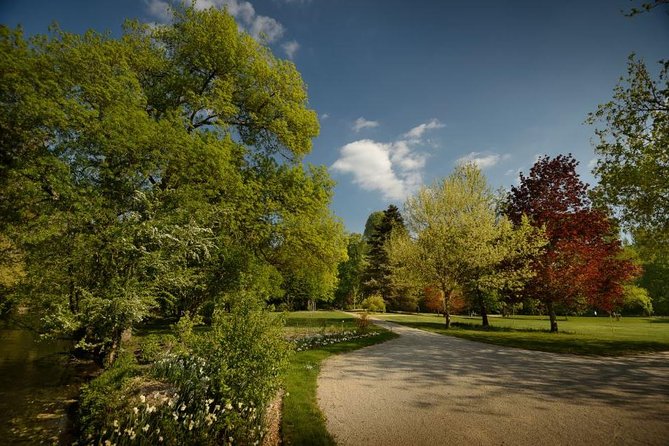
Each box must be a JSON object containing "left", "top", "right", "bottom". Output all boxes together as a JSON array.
[
  {"left": 587, "top": 56, "right": 669, "bottom": 245},
  {"left": 0, "top": 5, "right": 345, "bottom": 364},
  {"left": 506, "top": 155, "right": 639, "bottom": 331},
  {"left": 390, "top": 164, "right": 546, "bottom": 327}
]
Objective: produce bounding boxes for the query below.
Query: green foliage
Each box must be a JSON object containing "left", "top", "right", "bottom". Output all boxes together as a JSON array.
[
  {"left": 588, "top": 56, "right": 669, "bottom": 244},
  {"left": 622, "top": 284, "right": 653, "bottom": 315},
  {"left": 334, "top": 233, "right": 367, "bottom": 309},
  {"left": 0, "top": 4, "right": 344, "bottom": 366},
  {"left": 78, "top": 352, "right": 142, "bottom": 440},
  {"left": 361, "top": 294, "right": 386, "bottom": 312},
  {"left": 390, "top": 164, "right": 547, "bottom": 326},
  {"left": 362, "top": 205, "right": 406, "bottom": 308},
  {"left": 79, "top": 289, "right": 290, "bottom": 445}
]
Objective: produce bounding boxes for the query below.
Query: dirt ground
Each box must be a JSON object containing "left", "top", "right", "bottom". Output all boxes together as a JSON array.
[{"left": 317, "top": 320, "right": 669, "bottom": 446}]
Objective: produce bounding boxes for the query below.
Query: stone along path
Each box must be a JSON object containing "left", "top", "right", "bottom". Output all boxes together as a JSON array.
[{"left": 317, "top": 321, "right": 669, "bottom": 446}]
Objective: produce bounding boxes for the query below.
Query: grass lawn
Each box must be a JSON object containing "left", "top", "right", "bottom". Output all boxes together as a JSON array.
[
  {"left": 282, "top": 311, "right": 398, "bottom": 446},
  {"left": 376, "top": 313, "right": 669, "bottom": 356}
]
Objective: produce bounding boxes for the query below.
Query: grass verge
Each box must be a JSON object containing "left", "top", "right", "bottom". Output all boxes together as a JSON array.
[
  {"left": 281, "top": 330, "right": 398, "bottom": 446},
  {"left": 377, "top": 313, "right": 669, "bottom": 356}
]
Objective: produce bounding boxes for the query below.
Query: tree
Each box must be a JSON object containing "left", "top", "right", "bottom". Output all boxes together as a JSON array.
[
  {"left": 389, "top": 164, "right": 546, "bottom": 328},
  {"left": 0, "top": 5, "right": 337, "bottom": 365},
  {"left": 506, "top": 155, "right": 640, "bottom": 332},
  {"left": 334, "top": 233, "right": 367, "bottom": 309},
  {"left": 587, "top": 56, "right": 669, "bottom": 244},
  {"left": 362, "top": 205, "right": 407, "bottom": 309}
]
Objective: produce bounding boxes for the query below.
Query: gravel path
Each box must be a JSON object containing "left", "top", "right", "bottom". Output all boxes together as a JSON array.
[{"left": 317, "top": 320, "right": 669, "bottom": 446}]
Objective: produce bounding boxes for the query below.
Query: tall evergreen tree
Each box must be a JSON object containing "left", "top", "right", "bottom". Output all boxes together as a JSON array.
[{"left": 362, "top": 205, "right": 407, "bottom": 309}]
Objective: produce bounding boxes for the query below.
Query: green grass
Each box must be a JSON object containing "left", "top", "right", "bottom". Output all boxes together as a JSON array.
[
  {"left": 283, "top": 310, "right": 360, "bottom": 338},
  {"left": 376, "top": 313, "right": 669, "bottom": 356},
  {"left": 282, "top": 311, "right": 398, "bottom": 446}
]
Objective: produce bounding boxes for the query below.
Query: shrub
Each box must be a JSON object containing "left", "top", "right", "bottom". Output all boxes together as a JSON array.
[
  {"left": 356, "top": 312, "right": 371, "bottom": 333},
  {"left": 78, "top": 289, "right": 290, "bottom": 445},
  {"left": 361, "top": 294, "right": 386, "bottom": 312}
]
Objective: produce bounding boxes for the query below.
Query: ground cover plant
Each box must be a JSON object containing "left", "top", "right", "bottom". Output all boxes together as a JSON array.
[
  {"left": 377, "top": 313, "right": 669, "bottom": 356},
  {"left": 282, "top": 311, "right": 397, "bottom": 446}
]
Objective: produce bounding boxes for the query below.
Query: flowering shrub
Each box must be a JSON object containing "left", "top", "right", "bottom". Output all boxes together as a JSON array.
[
  {"left": 78, "top": 290, "right": 289, "bottom": 445},
  {"left": 292, "top": 330, "right": 382, "bottom": 351}
]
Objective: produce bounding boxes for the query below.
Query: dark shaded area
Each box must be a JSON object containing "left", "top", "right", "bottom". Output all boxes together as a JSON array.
[{"left": 0, "top": 325, "right": 97, "bottom": 444}]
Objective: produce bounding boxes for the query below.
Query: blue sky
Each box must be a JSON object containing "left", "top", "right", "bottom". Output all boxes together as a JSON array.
[{"left": 2, "top": 0, "right": 668, "bottom": 233}]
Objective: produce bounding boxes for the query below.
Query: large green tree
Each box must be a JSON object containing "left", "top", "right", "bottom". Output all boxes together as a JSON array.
[
  {"left": 334, "top": 233, "right": 368, "bottom": 309},
  {"left": 587, "top": 56, "right": 668, "bottom": 244},
  {"left": 0, "top": 6, "right": 345, "bottom": 365},
  {"left": 389, "top": 164, "right": 546, "bottom": 327}
]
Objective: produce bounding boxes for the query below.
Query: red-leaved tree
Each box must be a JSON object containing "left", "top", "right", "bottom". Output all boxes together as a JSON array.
[{"left": 506, "top": 154, "right": 639, "bottom": 332}]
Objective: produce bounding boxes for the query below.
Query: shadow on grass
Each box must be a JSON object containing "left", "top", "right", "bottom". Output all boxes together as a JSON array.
[{"left": 397, "top": 321, "right": 668, "bottom": 356}]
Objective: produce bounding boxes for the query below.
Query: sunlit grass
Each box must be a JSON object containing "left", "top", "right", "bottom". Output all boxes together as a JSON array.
[{"left": 376, "top": 313, "right": 669, "bottom": 356}]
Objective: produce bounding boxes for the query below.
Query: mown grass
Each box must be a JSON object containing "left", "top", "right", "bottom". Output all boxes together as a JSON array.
[
  {"left": 283, "top": 310, "right": 362, "bottom": 339},
  {"left": 282, "top": 311, "right": 398, "bottom": 446},
  {"left": 376, "top": 313, "right": 669, "bottom": 356}
]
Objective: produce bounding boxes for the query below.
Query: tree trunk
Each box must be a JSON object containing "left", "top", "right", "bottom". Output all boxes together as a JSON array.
[
  {"left": 442, "top": 288, "right": 452, "bottom": 329},
  {"left": 479, "top": 294, "right": 489, "bottom": 328},
  {"left": 548, "top": 302, "right": 558, "bottom": 333},
  {"left": 443, "top": 300, "right": 451, "bottom": 329}
]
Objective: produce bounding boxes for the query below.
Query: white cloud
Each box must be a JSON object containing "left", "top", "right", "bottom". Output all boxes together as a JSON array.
[
  {"left": 145, "top": 0, "right": 173, "bottom": 22},
  {"left": 331, "top": 134, "right": 428, "bottom": 201},
  {"left": 456, "top": 152, "right": 511, "bottom": 169},
  {"left": 320, "top": 113, "right": 330, "bottom": 120},
  {"left": 588, "top": 157, "right": 598, "bottom": 169},
  {"left": 404, "top": 118, "right": 444, "bottom": 141},
  {"left": 352, "top": 117, "right": 380, "bottom": 132},
  {"left": 146, "top": 0, "right": 285, "bottom": 43},
  {"left": 282, "top": 40, "right": 300, "bottom": 59}
]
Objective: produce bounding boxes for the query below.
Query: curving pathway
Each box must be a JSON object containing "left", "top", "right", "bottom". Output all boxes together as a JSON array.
[{"left": 317, "top": 320, "right": 669, "bottom": 446}]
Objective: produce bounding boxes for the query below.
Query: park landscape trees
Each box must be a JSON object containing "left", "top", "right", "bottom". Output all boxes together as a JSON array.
[
  {"left": 506, "top": 155, "right": 640, "bottom": 331},
  {"left": 0, "top": 4, "right": 347, "bottom": 443},
  {"left": 387, "top": 164, "right": 546, "bottom": 328}
]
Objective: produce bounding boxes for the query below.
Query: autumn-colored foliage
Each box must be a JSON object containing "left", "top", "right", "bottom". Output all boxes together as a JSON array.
[
  {"left": 506, "top": 154, "right": 640, "bottom": 331},
  {"left": 422, "top": 286, "right": 467, "bottom": 314}
]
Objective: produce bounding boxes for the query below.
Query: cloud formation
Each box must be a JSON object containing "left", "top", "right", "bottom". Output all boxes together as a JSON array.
[
  {"left": 282, "top": 40, "right": 300, "bottom": 59},
  {"left": 145, "top": 0, "right": 286, "bottom": 43},
  {"left": 352, "top": 117, "right": 380, "bottom": 132},
  {"left": 404, "top": 118, "right": 444, "bottom": 140},
  {"left": 456, "top": 151, "right": 510, "bottom": 169},
  {"left": 332, "top": 118, "right": 443, "bottom": 201}
]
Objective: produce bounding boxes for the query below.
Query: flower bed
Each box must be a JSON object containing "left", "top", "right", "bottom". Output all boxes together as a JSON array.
[{"left": 291, "top": 330, "right": 382, "bottom": 351}]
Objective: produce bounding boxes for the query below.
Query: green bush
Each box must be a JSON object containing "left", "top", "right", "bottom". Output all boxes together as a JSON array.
[
  {"left": 78, "top": 289, "right": 290, "bottom": 445},
  {"left": 362, "top": 294, "right": 386, "bottom": 312}
]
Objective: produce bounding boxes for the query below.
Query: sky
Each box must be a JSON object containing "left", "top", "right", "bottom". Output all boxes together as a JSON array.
[{"left": 2, "top": 0, "right": 668, "bottom": 233}]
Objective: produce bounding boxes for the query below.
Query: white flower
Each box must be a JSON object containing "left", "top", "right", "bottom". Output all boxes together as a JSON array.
[
  {"left": 140, "top": 395, "right": 146, "bottom": 403},
  {"left": 133, "top": 407, "right": 139, "bottom": 415},
  {"left": 142, "top": 424, "right": 150, "bottom": 432}
]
